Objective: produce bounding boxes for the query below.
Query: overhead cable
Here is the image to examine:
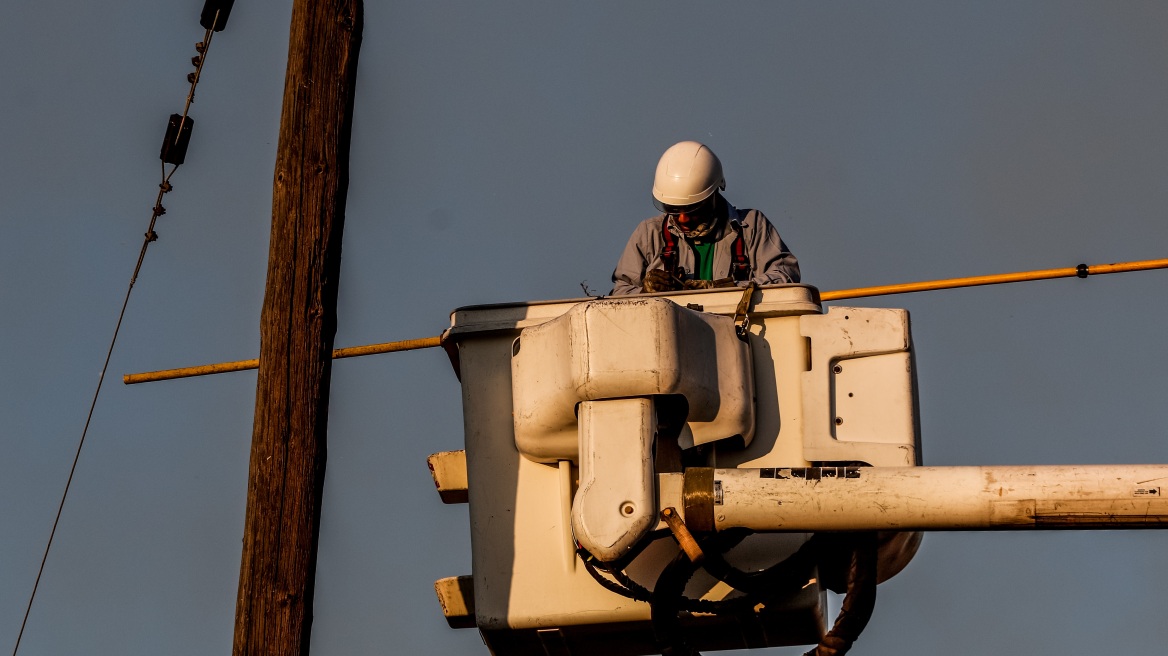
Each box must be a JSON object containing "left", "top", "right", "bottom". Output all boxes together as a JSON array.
[{"left": 12, "top": 3, "right": 233, "bottom": 653}]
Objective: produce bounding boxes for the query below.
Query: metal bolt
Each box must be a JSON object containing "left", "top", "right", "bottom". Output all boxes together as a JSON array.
[{"left": 833, "top": 364, "right": 843, "bottom": 374}]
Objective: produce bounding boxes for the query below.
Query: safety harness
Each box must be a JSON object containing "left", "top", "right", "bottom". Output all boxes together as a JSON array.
[{"left": 661, "top": 217, "right": 751, "bottom": 282}]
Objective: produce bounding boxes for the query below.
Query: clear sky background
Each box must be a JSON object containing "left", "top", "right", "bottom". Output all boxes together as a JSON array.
[{"left": 2, "top": 2, "right": 1167, "bottom": 654}]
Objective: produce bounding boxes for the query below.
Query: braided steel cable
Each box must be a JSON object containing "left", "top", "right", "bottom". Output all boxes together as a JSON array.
[{"left": 12, "top": 10, "right": 225, "bottom": 655}]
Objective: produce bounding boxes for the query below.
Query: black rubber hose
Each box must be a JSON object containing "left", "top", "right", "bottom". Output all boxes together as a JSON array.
[
  {"left": 649, "top": 531, "right": 878, "bottom": 656},
  {"left": 699, "top": 530, "right": 821, "bottom": 596},
  {"left": 650, "top": 529, "right": 805, "bottom": 656},
  {"left": 804, "top": 532, "right": 878, "bottom": 656},
  {"left": 582, "top": 546, "right": 755, "bottom": 615},
  {"left": 650, "top": 547, "right": 705, "bottom": 656}
]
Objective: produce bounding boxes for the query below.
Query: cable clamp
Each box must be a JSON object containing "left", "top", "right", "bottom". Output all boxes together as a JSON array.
[{"left": 1076, "top": 263, "right": 1090, "bottom": 278}]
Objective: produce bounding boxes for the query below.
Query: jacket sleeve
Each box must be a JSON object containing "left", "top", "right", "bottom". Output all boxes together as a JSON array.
[
  {"left": 746, "top": 210, "right": 800, "bottom": 286},
  {"left": 610, "top": 219, "right": 657, "bottom": 295}
]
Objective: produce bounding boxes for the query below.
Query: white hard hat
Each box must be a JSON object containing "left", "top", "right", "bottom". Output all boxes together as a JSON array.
[{"left": 652, "top": 141, "right": 726, "bottom": 211}]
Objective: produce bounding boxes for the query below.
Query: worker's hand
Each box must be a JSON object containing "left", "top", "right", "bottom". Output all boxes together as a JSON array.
[
  {"left": 642, "top": 269, "right": 683, "bottom": 293},
  {"left": 683, "top": 277, "right": 737, "bottom": 290}
]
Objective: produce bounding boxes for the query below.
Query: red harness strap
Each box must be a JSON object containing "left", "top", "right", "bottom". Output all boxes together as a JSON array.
[
  {"left": 659, "top": 218, "right": 751, "bottom": 281},
  {"left": 660, "top": 219, "right": 680, "bottom": 277},
  {"left": 729, "top": 224, "right": 750, "bottom": 282}
]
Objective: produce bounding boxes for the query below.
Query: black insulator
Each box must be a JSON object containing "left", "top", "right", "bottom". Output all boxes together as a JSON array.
[
  {"left": 200, "top": 0, "right": 235, "bottom": 31},
  {"left": 186, "top": 72, "right": 198, "bottom": 84},
  {"left": 191, "top": 55, "right": 203, "bottom": 67},
  {"left": 1077, "top": 263, "right": 1090, "bottom": 278},
  {"left": 195, "top": 41, "right": 206, "bottom": 54},
  {"left": 160, "top": 114, "right": 194, "bottom": 165}
]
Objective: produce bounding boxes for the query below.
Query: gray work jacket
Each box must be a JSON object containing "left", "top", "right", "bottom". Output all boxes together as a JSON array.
[{"left": 610, "top": 203, "right": 800, "bottom": 295}]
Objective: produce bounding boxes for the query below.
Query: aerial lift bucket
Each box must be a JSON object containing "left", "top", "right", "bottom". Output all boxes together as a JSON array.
[{"left": 432, "top": 285, "right": 922, "bottom": 654}]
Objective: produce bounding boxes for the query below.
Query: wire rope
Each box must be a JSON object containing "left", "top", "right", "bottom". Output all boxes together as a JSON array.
[{"left": 11, "top": 10, "right": 224, "bottom": 654}]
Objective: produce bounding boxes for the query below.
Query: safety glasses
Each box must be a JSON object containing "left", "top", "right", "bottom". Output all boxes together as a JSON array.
[{"left": 659, "top": 195, "right": 715, "bottom": 221}]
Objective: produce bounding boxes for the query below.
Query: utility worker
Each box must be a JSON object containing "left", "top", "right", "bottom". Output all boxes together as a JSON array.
[{"left": 611, "top": 141, "right": 800, "bottom": 295}]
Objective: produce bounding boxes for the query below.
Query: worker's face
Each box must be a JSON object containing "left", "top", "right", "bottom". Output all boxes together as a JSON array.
[{"left": 665, "top": 196, "right": 718, "bottom": 238}]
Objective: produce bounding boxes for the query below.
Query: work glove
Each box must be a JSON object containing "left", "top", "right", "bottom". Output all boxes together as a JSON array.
[
  {"left": 642, "top": 268, "right": 683, "bottom": 293},
  {"left": 683, "top": 277, "right": 737, "bottom": 290}
]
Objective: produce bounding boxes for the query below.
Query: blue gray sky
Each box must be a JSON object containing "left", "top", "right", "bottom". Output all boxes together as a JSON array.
[{"left": 3, "top": 2, "right": 1168, "bottom": 654}]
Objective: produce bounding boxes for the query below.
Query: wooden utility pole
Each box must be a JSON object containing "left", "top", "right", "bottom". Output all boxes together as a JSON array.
[{"left": 232, "top": 0, "right": 362, "bottom": 654}]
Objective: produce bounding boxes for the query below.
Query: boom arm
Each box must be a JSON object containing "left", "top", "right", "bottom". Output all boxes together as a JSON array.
[{"left": 680, "top": 465, "right": 1168, "bottom": 532}]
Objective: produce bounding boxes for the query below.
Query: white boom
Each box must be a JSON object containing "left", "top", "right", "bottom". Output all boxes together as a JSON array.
[{"left": 686, "top": 465, "right": 1168, "bottom": 532}]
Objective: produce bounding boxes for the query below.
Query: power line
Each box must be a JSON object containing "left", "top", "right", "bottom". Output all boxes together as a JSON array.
[{"left": 11, "top": 3, "right": 235, "bottom": 653}]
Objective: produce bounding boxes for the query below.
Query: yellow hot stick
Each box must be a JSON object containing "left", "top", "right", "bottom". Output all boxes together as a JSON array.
[
  {"left": 124, "top": 258, "right": 1168, "bottom": 385},
  {"left": 123, "top": 336, "right": 441, "bottom": 385},
  {"left": 819, "top": 257, "right": 1168, "bottom": 301}
]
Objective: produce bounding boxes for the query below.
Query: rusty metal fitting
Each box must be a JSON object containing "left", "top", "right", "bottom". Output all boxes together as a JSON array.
[
  {"left": 682, "top": 467, "right": 716, "bottom": 534},
  {"left": 661, "top": 507, "right": 704, "bottom": 563}
]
